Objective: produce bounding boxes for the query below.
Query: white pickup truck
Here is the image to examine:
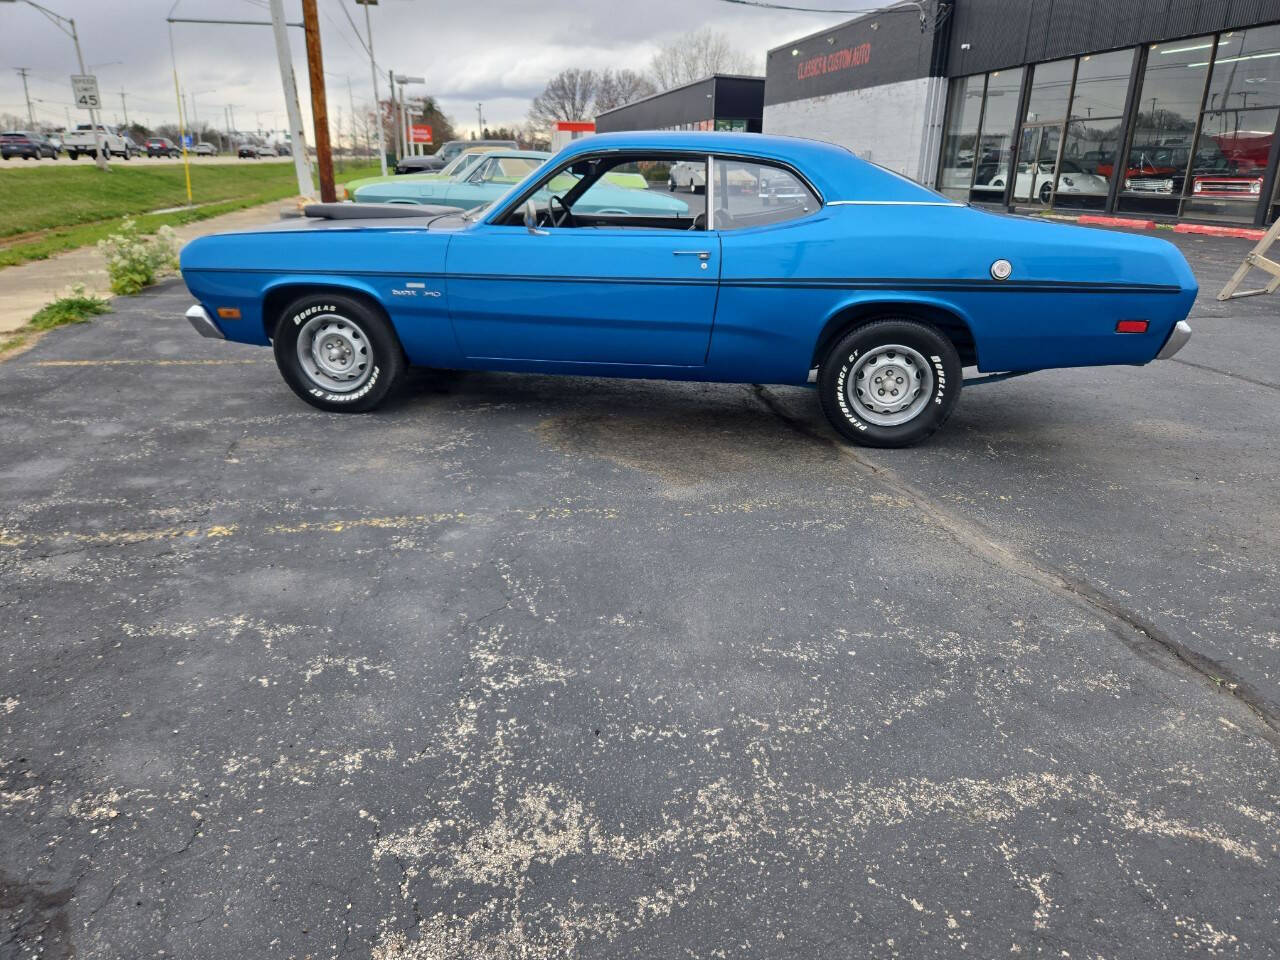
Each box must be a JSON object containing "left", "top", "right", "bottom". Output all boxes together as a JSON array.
[{"left": 63, "top": 123, "right": 135, "bottom": 160}]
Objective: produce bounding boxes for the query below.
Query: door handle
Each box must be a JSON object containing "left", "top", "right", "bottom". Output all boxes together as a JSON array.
[{"left": 672, "top": 250, "right": 711, "bottom": 260}]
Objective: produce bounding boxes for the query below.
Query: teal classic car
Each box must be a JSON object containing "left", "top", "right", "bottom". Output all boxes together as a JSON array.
[
  {"left": 351, "top": 149, "right": 689, "bottom": 218},
  {"left": 343, "top": 149, "right": 495, "bottom": 197}
]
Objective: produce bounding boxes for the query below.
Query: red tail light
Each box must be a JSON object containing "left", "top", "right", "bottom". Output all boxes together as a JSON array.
[{"left": 1116, "top": 320, "right": 1149, "bottom": 334}]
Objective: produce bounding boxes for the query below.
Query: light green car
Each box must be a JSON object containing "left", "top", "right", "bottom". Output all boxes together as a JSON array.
[
  {"left": 342, "top": 150, "right": 493, "bottom": 198},
  {"left": 349, "top": 150, "right": 674, "bottom": 213}
]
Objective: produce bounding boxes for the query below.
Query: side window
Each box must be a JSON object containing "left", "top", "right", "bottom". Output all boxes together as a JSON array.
[
  {"left": 711, "top": 158, "right": 819, "bottom": 230},
  {"left": 568, "top": 158, "right": 704, "bottom": 228}
]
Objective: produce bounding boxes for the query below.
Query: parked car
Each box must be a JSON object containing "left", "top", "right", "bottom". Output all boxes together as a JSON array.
[
  {"left": 275, "top": 143, "right": 291, "bottom": 156},
  {"left": 396, "top": 144, "right": 493, "bottom": 175},
  {"left": 1097, "top": 146, "right": 1188, "bottom": 195},
  {"left": 668, "top": 160, "right": 705, "bottom": 193},
  {"left": 194, "top": 141, "right": 217, "bottom": 157},
  {"left": 1190, "top": 173, "right": 1264, "bottom": 199},
  {"left": 1, "top": 130, "right": 58, "bottom": 160},
  {"left": 238, "top": 144, "right": 274, "bottom": 159},
  {"left": 63, "top": 123, "right": 131, "bottom": 160},
  {"left": 179, "top": 131, "right": 1197, "bottom": 448},
  {"left": 350, "top": 149, "right": 686, "bottom": 216},
  {"left": 988, "top": 158, "right": 1110, "bottom": 205},
  {"left": 344, "top": 149, "right": 498, "bottom": 198},
  {"left": 398, "top": 138, "right": 520, "bottom": 174},
  {"left": 146, "top": 137, "right": 181, "bottom": 158},
  {"left": 122, "top": 136, "right": 142, "bottom": 159}
]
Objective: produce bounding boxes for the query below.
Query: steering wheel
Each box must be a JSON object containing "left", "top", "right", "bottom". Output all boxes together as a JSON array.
[{"left": 548, "top": 195, "right": 573, "bottom": 228}]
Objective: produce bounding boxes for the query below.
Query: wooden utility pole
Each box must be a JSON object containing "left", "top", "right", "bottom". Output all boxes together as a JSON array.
[{"left": 300, "top": 0, "right": 335, "bottom": 202}]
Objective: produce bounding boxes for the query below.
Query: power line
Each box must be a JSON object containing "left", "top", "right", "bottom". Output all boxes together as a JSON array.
[{"left": 707, "top": 0, "right": 926, "bottom": 14}]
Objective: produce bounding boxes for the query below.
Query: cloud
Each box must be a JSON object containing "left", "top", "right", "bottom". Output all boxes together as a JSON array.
[{"left": 0, "top": 0, "right": 850, "bottom": 133}]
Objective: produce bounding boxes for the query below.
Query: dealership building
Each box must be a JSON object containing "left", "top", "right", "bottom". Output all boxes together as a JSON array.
[
  {"left": 596, "top": 75, "right": 765, "bottom": 133},
  {"left": 765, "top": 0, "right": 1280, "bottom": 227},
  {"left": 598, "top": 1, "right": 1280, "bottom": 227}
]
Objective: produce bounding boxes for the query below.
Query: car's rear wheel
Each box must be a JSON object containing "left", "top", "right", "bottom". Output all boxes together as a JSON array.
[
  {"left": 817, "top": 318, "right": 962, "bottom": 448},
  {"left": 272, "top": 292, "right": 406, "bottom": 413}
]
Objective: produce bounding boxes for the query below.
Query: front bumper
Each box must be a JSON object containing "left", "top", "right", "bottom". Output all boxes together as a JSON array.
[
  {"left": 1156, "top": 320, "right": 1191, "bottom": 360},
  {"left": 186, "top": 304, "right": 224, "bottom": 340}
]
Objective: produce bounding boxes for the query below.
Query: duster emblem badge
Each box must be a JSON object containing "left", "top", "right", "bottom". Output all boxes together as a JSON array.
[{"left": 990, "top": 259, "right": 1013, "bottom": 281}]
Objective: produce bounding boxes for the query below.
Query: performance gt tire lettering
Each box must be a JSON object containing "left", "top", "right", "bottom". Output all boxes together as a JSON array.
[
  {"left": 817, "top": 318, "right": 962, "bottom": 449},
  {"left": 272, "top": 293, "right": 406, "bottom": 413}
]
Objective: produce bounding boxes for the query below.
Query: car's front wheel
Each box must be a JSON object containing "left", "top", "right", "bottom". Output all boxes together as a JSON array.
[
  {"left": 817, "top": 318, "right": 962, "bottom": 448},
  {"left": 272, "top": 293, "right": 406, "bottom": 412}
]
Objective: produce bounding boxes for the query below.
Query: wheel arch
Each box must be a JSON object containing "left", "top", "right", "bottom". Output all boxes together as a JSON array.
[
  {"left": 260, "top": 279, "right": 396, "bottom": 344},
  {"left": 811, "top": 297, "right": 980, "bottom": 370}
]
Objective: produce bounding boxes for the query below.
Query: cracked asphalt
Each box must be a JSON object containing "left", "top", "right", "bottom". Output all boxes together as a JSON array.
[{"left": 1, "top": 231, "right": 1278, "bottom": 958}]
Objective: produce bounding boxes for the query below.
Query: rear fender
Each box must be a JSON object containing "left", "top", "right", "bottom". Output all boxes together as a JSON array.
[{"left": 813, "top": 293, "right": 982, "bottom": 369}]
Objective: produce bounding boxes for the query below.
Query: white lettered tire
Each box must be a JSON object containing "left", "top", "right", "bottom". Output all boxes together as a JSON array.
[
  {"left": 817, "top": 318, "right": 962, "bottom": 448},
  {"left": 272, "top": 292, "right": 405, "bottom": 412}
]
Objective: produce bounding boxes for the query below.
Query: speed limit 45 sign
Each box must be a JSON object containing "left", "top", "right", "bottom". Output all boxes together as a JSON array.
[{"left": 71, "top": 75, "right": 101, "bottom": 111}]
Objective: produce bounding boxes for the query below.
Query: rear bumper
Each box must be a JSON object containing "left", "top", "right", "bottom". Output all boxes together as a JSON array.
[
  {"left": 1156, "top": 320, "right": 1192, "bottom": 360},
  {"left": 186, "top": 304, "right": 224, "bottom": 340}
]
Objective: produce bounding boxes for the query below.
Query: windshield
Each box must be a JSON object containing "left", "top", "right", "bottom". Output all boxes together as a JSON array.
[
  {"left": 438, "top": 142, "right": 465, "bottom": 163},
  {"left": 441, "top": 151, "right": 487, "bottom": 177}
]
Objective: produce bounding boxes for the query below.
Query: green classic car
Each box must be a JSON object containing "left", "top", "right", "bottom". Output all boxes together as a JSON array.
[{"left": 350, "top": 149, "right": 689, "bottom": 218}]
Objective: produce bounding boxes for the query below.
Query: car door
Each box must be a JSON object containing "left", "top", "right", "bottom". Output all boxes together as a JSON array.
[{"left": 445, "top": 156, "right": 718, "bottom": 366}]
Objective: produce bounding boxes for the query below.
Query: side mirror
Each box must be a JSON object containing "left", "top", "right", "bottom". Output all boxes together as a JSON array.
[{"left": 525, "top": 200, "right": 548, "bottom": 236}]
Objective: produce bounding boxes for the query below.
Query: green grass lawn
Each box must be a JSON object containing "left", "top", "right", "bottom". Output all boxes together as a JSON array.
[{"left": 0, "top": 162, "right": 380, "bottom": 268}]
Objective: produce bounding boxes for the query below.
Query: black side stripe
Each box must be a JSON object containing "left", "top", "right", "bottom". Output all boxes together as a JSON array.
[{"left": 186, "top": 267, "right": 1181, "bottom": 295}]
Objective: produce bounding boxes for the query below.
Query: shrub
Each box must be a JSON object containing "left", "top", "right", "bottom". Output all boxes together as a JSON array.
[
  {"left": 28, "top": 284, "right": 111, "bottom": 331},
  {"left": 97, "top": 218, "right": 179, "bottom": 295}
]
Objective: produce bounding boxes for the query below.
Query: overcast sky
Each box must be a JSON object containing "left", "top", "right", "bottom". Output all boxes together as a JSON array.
[{"left": 1, "top": 0, "right": 858, "bottom": 138}]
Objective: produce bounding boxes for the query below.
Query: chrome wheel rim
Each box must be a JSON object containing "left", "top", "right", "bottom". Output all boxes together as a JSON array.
[
  {"left": 295, "top": 313, "right": 373, "bottom": 393},
  {"left": 846, "top": 344, "right": 934, "bottom": 427}
]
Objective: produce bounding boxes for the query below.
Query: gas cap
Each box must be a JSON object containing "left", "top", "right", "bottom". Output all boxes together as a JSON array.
[{"left": 990, "top": 259, "right": 1013, "bottom": 281}]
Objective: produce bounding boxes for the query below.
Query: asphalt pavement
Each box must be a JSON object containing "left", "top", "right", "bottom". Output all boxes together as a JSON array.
[{"left": 1, "top": 231, "right": 1277, "bottom": 959}]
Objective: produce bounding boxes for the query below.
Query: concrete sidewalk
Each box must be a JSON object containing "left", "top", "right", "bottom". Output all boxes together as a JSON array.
[{"left": 0, "top": 201, "right": 292, "bottom": 334}]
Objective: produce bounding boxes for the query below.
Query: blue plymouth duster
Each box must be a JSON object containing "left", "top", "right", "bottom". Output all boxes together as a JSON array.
[{"left": 180, "top": 131, "right": 1197, "bottom": 448}]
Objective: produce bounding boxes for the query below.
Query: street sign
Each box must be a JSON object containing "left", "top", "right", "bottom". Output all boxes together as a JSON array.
[
  {"left": 183, "top": 134, "right": 193, "bottom": 147},
  {"left": 409, "top": 124, "right": 433, "bottom": 145},
  {"left": 70, "top": 74, "right": 101, "bottom": 111}
]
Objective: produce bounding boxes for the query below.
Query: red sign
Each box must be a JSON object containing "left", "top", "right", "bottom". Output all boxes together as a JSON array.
[
  {"left": 555, "top": 121, "right": 595, "bottom": 133},
  {"left": 797, "top": 42, "right": 871, "bottom": 81},
  {"left": 409, "top": 124, "right": 433, "bottom": 144}
]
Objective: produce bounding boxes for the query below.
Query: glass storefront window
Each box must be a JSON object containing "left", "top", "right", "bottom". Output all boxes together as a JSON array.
[
  {"left": 971, "top": 68, "right": 1024, "bottom": 202},
  {"left": 1071, "top": 48, "right": 1135, "bottom": 119},
  {"left": 938, "top": 75, "right": 985, "bottom": 199},
  {"left": 1025, "top": 58, "right": 1075, "bottom": 123},
  {"left": 1184, "top": 107, "right": 1279, "bottom": 220},
  {"left": 1118, "top": 35, "right": 1215, "bottom": 214},
  {"left": 1056, "top": 118, "right": 1122, "bottom": 207},
  {"left": 1206, "top": 24, "right": 1280, "bottom": 111}
]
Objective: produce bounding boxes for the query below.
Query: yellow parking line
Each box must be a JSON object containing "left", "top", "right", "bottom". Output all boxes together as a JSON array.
[{"left": 34, "top": 359, "right": 263, "bottom": 366}]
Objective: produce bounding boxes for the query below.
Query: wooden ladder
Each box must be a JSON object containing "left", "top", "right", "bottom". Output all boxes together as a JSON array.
[{"left": 1218, "top": 215, "right": 1280, "bottom": 300}]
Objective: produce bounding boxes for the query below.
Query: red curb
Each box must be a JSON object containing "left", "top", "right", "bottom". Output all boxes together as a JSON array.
[
  {"left": 1077, "top": 214, "right": 1157, "bottom": 230},
  {"left": 1171, "top": 223, "right": 1266, "bottom": 240}
]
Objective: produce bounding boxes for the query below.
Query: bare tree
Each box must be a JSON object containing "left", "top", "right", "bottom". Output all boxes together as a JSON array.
[
  {"left": 595, "top": 69, "right": 657, "bottom": 113},
  {"left": 528, "top": 68, "right": 600, "bottom": 128},
  {"left": 650, "top": 29, "right": 758, "bottom": 90}
]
